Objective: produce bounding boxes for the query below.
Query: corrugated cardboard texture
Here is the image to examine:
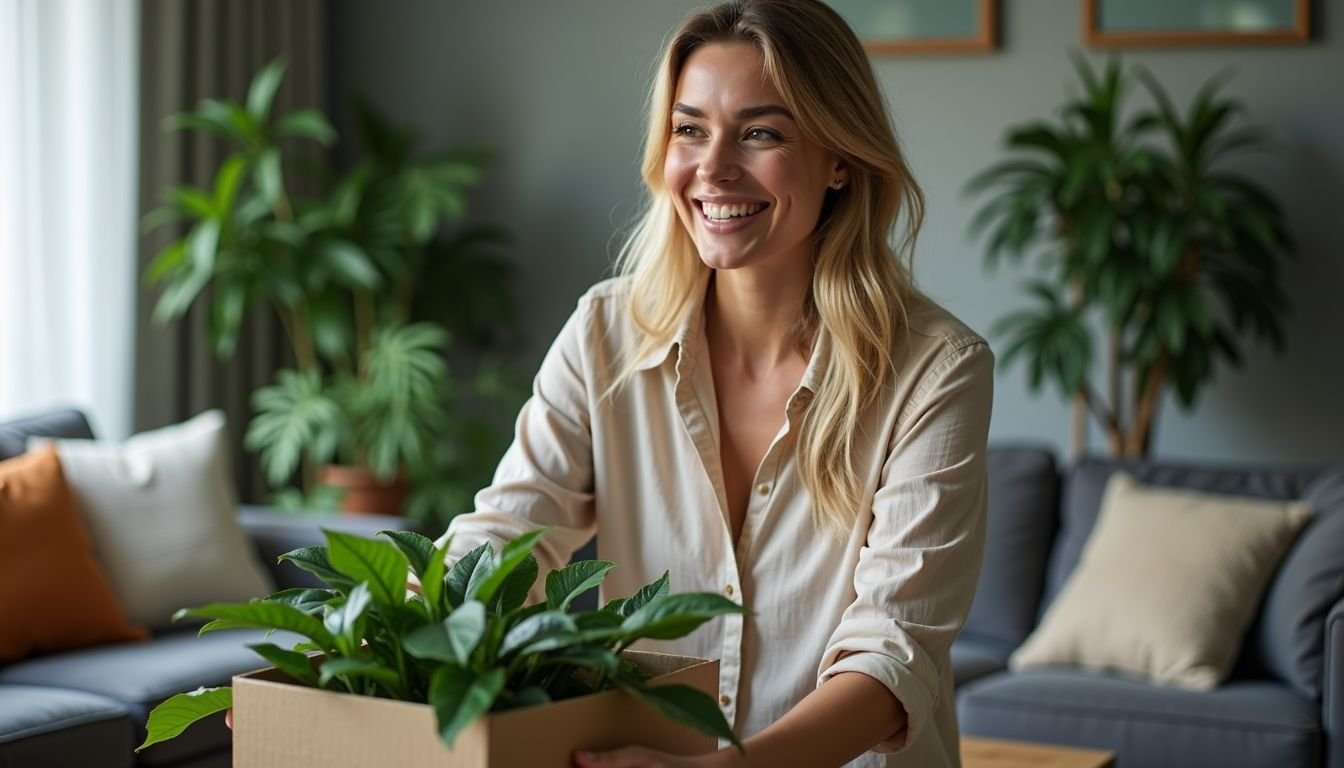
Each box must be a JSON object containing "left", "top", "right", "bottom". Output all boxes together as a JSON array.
[{"left": 232, "top": 651, "right": 719, "bottom": 767}]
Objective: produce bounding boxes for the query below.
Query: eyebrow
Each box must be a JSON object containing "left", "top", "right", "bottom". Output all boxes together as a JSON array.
[{"left": 671, "top": 102, "right": 795, "bottom": 121}]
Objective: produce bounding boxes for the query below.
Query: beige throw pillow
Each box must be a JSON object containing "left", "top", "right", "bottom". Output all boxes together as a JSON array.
[
  {"left": 31, "top": 410, "right": 274, "bottom": 629},
  {"left": 1010, "top": 472, "right": 1313, "bottom": 689}
]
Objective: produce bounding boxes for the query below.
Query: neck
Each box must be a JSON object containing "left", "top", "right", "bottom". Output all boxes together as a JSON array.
[{"left": 705, "top": 258, "right": 813, "bottom": 374}]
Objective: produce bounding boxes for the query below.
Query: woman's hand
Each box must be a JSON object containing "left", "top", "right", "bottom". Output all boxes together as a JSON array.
[{"left": 573, "top": 747, "right": 731, "bottom": 768}]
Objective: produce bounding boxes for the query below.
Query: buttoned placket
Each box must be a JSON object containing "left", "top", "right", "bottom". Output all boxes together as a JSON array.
[
  {"left": 669, "top": 332, "right": 745, "bottom": 730},
  {"left": 671, "top": 323, "right": 822, "bottom": 734}
]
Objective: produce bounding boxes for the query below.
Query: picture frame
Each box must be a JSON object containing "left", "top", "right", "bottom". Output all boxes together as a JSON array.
[
  {"left": 827, "top": 0, "right": 999, "bottom": 55},
  {"left": 1084, "top": 0, "right": 1311, "bottom": 47}
]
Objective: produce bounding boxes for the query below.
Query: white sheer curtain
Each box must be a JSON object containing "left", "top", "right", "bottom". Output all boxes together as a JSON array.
[{"left": 0, "top": 0, "right": 139, "bottom": 439}]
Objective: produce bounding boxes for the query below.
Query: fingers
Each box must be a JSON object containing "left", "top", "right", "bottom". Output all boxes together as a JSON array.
[{"left": 224, "top": 708, "right": 233, "bottom": 730}]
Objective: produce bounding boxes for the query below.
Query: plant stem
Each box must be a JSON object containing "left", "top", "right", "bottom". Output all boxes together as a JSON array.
[
  {"left": 276, "top": 305, "right": 318, "bottom": 373},
  {"left": 354, "top": 291, "right": 375, "bottom": 377},
  {"left": 1127, "top": 349, "right": 1169, "bottom": 458},
  {"left": 1068, "top": 277, "right": 1087, "bottom": 460}
]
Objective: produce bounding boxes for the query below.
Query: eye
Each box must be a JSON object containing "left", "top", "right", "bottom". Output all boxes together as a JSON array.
[
  {"left": 672, "top": 123, "right": 704, "bottom": 138},
  {"left": 744, "top": 127, "right": 781, "bottom": 143}
]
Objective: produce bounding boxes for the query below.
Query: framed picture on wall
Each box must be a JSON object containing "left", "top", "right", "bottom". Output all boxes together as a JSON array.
[
  {"left": 827, "top": 0, "right": 998, "bottom": 55},
  {"left": 1084, "top": 0, "right": 1311, "bottom": 47}
]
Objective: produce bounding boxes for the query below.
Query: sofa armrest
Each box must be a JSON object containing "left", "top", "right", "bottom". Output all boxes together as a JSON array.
[
  {"left": 239, "top": 505, "right": 418, "bottom": 590},
  {"left": 1324, "top": 598, "right": 1344, "bottom": 768}
]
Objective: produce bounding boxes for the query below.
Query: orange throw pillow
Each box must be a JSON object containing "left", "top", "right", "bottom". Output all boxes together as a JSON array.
[{"left": 0, "top": 446, "right": 147, "bottom": 661}]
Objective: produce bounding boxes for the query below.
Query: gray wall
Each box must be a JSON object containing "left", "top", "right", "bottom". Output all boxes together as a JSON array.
[{"left": 331, "top": 0, "right": 1344, "bottom": 464}]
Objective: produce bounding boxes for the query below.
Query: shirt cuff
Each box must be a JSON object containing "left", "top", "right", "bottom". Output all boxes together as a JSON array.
[{"left": 817, "top": 650, "right": 934, "bottom": 754}]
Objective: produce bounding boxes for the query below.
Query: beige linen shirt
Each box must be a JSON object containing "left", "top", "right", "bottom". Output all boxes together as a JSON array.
[{"left": 442, "top": 276, "right": 993, "bottom": 767}]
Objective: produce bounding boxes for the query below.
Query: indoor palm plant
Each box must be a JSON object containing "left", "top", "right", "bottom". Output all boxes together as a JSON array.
[
  {"left": 966, "top": 56, "right": 1292, "bottom": 458},
  {"left": 143, "top": 60, "right": 520, "bottom": 527},
  {"left": 137, "top": 528, "right": 746, "bottom": 756}
]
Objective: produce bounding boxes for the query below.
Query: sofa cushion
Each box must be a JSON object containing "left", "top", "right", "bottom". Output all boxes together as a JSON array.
[
  {"left": 0, "top": 684, "right": 132, "bottom": 768},
  {"left": 0, "top": 407, "right": 94, "bottom": 460},
  {"left": 958, "top": 669, "right": 1320, "bottom": 768},
  {"left": 0, "top": 446, "right": 147, "bottom": 662},
  {"left": 952, "top": 637, "right": 1009, "bottom": 687},
  {"left": 1253, "top": 466, "right": 1344, "bottom": 699},
  {"left": 0, "top": 628, "right": 298, "bottom": 765},
  {"left": 35, "top": 410, "right": 275, "bottom": 629},
  {"left": 1048, "top": 459, "right": 1322, "bottom": 607},
  {"left": 1048, "top": 459, "right": 1328, "bottom": 680},
  {"left": 1013, "top": 473, "right": 1312, "bottom": 689},
  {"left": 961, "top": 446, "right": 1059, "bottom": 656}
]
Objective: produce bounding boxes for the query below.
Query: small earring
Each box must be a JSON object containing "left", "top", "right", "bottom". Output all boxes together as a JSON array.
[{"left": 830, "top": 178, "right": 846, "bottom": 190}]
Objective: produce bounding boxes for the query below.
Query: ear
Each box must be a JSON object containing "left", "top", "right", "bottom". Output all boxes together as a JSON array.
[{"left": 828, "top": 156, "right": 849, "bottom": 190}]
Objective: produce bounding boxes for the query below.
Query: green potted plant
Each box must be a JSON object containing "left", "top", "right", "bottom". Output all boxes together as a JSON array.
[
  {"left": 137, "top": 529, "right": 747, "bottom": 762},
  {"left": 143, "top": 59, "right": 520, "bottom": 526},
  {"left": 966, "top": 56, "right": 1292, "bottom": 458}
]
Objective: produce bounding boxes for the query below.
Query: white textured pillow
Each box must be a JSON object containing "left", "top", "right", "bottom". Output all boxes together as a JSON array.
[
  {"left": 1010, "top": 472, "right": 1313, "bottom": 689},
  {"left": 32, "top": 410, "right": 274, "bottom": 629}
]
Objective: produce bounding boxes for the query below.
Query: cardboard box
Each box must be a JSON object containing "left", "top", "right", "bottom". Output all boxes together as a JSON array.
[{"left": 231, "top": 651, "right": 719, "bottom": 767}]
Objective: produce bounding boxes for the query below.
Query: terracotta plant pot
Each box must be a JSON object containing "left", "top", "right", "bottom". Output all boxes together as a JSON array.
[{"left": 317, "top": 464, "right": 408, "bottom": 517}]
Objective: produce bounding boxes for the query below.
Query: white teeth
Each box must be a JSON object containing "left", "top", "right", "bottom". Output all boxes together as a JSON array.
[{"left": 701, "top": 202, "right": 765, "bottom": 220}]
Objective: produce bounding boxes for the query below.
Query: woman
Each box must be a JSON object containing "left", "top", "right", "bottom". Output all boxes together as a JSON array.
[{"left": 445, "top": 1, "right": 993, "bottom": 766}]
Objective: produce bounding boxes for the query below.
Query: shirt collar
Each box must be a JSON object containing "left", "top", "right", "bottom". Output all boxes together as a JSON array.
[
  {"left": 631, "top": 270, "right": 712, "bottom": 372},
  {"left": 629, "top": 271, "right": 830, "bottom": 401},
  {"left": 798, "top": 327, "right": 829, "bottom": 395}
]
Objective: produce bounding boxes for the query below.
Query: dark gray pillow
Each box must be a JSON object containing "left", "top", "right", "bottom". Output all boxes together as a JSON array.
[
  {"left": 1254, "top": 466, "right": 1344, "bottom": 700},
  {"left": 961, "top": 446, "right": 1059, "bottom": 655},
  {"left": 0, "top": 408, "right": 94, "bottom": 460}
]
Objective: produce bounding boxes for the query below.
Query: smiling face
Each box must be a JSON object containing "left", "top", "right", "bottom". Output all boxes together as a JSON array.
[{"left": 664, "top": 42, "right": 843, "bottom": 274}]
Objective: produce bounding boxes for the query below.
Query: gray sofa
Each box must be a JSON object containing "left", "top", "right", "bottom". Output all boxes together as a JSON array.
[
  {"left": 0, "top": 408, "right": 413, "bottom": 768},
  {"left": 958, "top": 447, "right": 1344, "bottom": 768}
]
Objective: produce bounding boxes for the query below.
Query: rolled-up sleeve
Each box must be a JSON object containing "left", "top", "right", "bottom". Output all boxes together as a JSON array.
[
  {"left": 816, "top": 341, "right": 994, "bottom": 754},
  {"left": 435, "top": 298, "right": 599, "bottom": 599}
]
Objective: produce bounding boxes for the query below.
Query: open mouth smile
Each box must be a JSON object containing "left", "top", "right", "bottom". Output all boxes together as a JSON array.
[{"left": 694, "top": 199, "right": 770, "bottom": 233}]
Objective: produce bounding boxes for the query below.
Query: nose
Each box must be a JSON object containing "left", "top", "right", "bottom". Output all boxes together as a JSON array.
[{"left": 696, "top": 135, "right": 741, "bottom": 186}]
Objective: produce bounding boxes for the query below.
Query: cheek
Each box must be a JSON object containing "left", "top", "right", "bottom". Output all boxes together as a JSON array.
[{"left": 664, "top": 145, "right": 695, "bottom": 191}]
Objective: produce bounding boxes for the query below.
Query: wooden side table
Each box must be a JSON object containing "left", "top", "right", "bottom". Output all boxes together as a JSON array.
[{"left": 961, "top": 736, "right": 1116, "bottom": 768}]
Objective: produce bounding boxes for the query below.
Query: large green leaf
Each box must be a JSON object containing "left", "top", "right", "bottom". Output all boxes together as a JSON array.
[
  {"left": 246, "top": 58, "right": 287, "bottom": 121},
  {"left": 325, "top": 530, "right": 409, "bottom": 607},
  {"left": 249, "top": 643, "right": 318, "bottom": 687},
  {"left": 489, "top": 553, "right": 538, "bottom": 616},
  {"left": 446, "top": 543, "right": 492, "bottom": 609},
  {"left": 607, "top": 571, "right": 669, "bottom": 618},
  {"left": 318, "top": 657, "right": 400, "bottom": 690},
  {"left": 470, "top": 528, "right": 548, "bottom": 604},
  {"left": 138, "top": 686, "right": 232, "bottom": 752},
  {"left": 546, "top": 560, "right": 615, "bottom": 612},
  {"left": 275, "top": 108, "right": 337, "bottom": 146},
  {"left": 403, "top": 600, "right": 487, "bottom": 665},
  {"left": 276, "top": 545, "right": 355, "bottom": 591},
  {"left": 261, "top": 587, "right": 337, "bottom": 615},
  {"left": 323, "top": 582, "right": 373, "bottom": 653},
  {"left": 499, "top": 610, "right": 578, "bottom": 657},
  {"left": 617, "top": 682, "right": 743, "bottom": 752},
  {"left": 318, "top": 239, "right": 382, "bottom": 291},
  {"left": 255, "top": 148, "right": 284, "bottom": 206},
  {"left": 381, "top": 530, "right": 436, "bottom": 577},
  {"left": 430, "top": 666, "right": 505, "bottom": 749},
  {"left": 177, "top": 601, "right": 336, "bottom": 649},
  {"left": 421, "top": 534, "right": 451, "bottom": 620},
  {"left": 620, "top": 593, "right": 747, "bottom": 643}
]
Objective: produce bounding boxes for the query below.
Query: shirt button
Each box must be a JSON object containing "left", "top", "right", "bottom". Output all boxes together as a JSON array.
[
  {"left": 724, "top": 584, "right": 734, "bottom": 597},
  {"left": 720, "top": 694, "right": 732, "bottom": 706},
  {"left": 756, "top": 483, "right": 770, "bottom": 496}
]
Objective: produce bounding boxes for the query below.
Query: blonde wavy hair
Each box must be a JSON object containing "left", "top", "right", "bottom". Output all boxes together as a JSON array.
[{"left": 612, "top": 0, "right": 926, "bottom": 536}]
